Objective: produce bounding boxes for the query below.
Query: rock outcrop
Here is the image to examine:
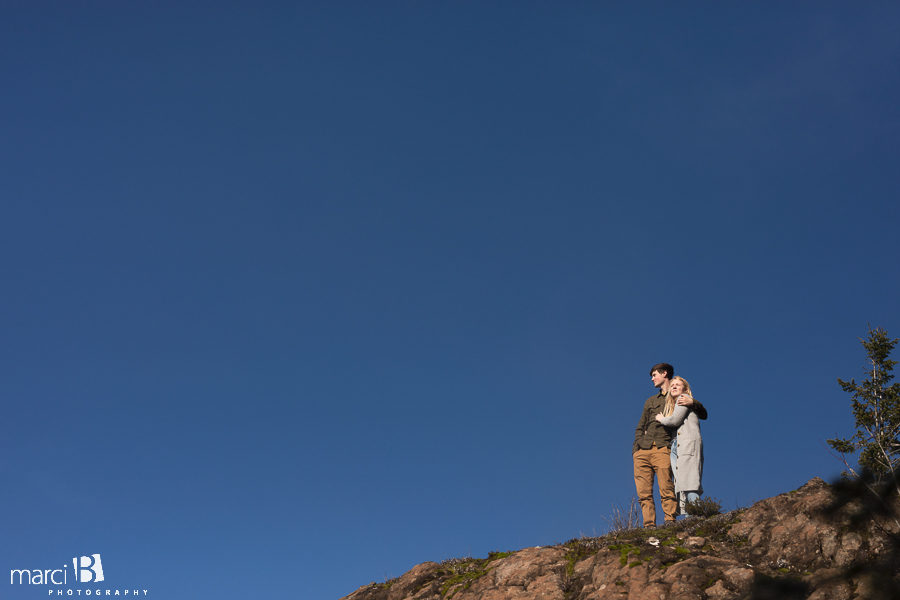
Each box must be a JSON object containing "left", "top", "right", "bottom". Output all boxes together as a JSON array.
[{"left": 341, "top": 478, "right": 900, "bottom": 600}]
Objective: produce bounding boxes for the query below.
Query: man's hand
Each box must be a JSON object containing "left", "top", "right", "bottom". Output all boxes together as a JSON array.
[{"left": 676, "top": 394, "right": 694, "bottom": 407}]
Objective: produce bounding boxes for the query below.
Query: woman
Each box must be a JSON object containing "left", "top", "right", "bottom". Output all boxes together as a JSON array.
[{"left": 655, "top": 376, "right": 703, "bottom": 516}]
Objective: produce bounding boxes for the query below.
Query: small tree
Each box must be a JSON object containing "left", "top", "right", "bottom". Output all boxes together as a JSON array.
[{"left": 828, "top": 327, "right": 900, "bottom": 482}]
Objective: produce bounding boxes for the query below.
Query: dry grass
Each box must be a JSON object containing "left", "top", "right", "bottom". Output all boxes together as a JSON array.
[{"left": 603, "top": 496, "right": 642, "bottom": 534}]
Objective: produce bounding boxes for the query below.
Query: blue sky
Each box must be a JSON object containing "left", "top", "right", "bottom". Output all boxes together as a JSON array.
[{"left": 2, "top": 2, "right": 899, "bottom": 599}]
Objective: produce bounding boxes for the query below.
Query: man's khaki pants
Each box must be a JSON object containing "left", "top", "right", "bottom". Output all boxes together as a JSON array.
[{"left": 633, "top": 446, "right": 677, "bottom": 527}]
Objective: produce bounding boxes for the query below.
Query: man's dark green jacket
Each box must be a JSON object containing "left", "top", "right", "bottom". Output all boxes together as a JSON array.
[{"left": 633, "top": 392, "right": 672, "bottom": 454}]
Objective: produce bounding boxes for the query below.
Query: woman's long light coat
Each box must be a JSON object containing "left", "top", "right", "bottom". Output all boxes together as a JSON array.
[{"left": 657, "top": 405, "right": 703, "bottom": 493}]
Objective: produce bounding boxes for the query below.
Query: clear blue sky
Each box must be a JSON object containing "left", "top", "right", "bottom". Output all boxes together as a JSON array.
[{"left": 2, "top": 3, "right": 899, "bottom": 599}]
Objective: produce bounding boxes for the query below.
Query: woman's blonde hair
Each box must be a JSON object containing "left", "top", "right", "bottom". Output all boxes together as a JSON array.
[{"left": 663, "top": 376, "right": 695, "bottom": 416}]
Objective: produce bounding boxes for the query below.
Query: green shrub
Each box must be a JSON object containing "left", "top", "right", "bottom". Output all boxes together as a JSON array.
[{"left": 684, "top": 497, "right": 722, "bottom": 517}]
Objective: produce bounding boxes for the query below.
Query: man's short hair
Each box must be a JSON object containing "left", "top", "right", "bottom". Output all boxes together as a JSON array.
[{"left": 649, "top": 363, "right": 674, "bottom": 379}]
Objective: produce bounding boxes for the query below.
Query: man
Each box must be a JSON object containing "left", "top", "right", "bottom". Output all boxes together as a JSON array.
[{"left": 632, "top": 363, "right": 707, "bottom": 528}]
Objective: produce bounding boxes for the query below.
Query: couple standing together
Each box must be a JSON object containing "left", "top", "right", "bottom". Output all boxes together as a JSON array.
[{"left": 632, "top": 362, "right": 706, "bottom": 528}]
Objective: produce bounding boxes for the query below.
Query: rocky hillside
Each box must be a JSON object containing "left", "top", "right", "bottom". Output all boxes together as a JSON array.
[{"left": 341, "top": 477, "right": 899, "bottom": 600}]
